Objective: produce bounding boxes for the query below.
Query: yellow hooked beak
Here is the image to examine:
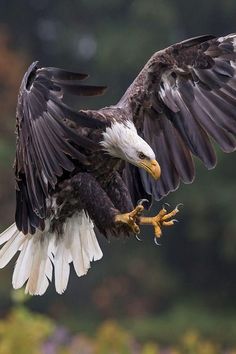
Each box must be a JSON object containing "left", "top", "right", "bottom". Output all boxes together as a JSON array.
[{"left": 139, "top": 159, "right": 161, "bottom": 180}]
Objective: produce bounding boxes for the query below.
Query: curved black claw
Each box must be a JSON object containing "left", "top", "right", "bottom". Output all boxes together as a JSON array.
[
  {"left": 136, "top": 234, "right": 143, "bottom": 242},
  {"left": 138, "top": 198, "right": 149, "bottom": 206},
  {"left": 162, "top": 202, "right": 170, "bottom": 209},
  {"left": 176, "top": 203, "right": 184, "bottom": 210},
  {"left": 154, "top": 237, "right": 162, "bottom": 246},
  {"left": 172, "top": 219, "right": 179, "bottom": 223}
]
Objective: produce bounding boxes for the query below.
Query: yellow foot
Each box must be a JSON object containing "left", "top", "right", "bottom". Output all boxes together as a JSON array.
[
  {"left": 139, "top": 203, "right": 183, "bottom": 240},
  {"left": 115, "top": 204, "right": 144, "bottom": 234}
]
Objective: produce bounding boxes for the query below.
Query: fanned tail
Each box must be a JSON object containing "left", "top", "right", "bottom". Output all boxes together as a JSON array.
[{"left": 0, "top": 211, "right": 103, "bottom": 295}]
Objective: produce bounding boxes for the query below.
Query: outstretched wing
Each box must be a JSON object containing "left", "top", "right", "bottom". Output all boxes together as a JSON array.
[
  {"left": 15, "top": 62, "right": 106, "bottom": 234},
  {"left": 119, "top": 34, "right": 236, "bottom": 202}
]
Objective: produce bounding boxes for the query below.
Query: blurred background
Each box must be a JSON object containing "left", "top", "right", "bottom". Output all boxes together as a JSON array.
[{"left": 0, "top": 0, "right": 236, "bottom": 353}]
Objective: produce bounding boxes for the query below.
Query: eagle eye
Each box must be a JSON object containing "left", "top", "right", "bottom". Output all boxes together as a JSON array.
[{"left": 138, "top": 152, "right": 146, "bottom": 160}]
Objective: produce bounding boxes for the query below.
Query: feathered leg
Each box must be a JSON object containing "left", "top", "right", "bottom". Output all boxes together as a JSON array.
[
  {"left": 68, "top": 173, "right": 119, "bottom": 234},
  {"left": 104, "top": 172, "right": 146, "bottom": 234},
  {"left": 69, "top": 172, "right": 143, "bottom": 235},
  {"left": 105, "top": 172, "right": 134, "bottom": 213}
]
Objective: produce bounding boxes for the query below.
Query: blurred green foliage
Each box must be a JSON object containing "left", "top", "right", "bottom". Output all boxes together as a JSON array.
[
  {"left": 0, "top": 307, "right": 53, "bottom": 354},
  {"left": 0, "top": 301, "right": 236, "bottom": 354},
  {"left": 0, "top": 0, "right": 236, "bottom": 352}
]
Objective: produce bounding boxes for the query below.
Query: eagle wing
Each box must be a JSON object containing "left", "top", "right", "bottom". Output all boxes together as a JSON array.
[
  {"left": 119, "top": 34, "right": 236, "bottom": 203},
  {"left": 15, "top": 62, "right": 106, "bottom": 234}
]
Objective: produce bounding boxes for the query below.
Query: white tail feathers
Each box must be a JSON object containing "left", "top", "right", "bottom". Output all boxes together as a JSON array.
[{"left": 0, "top": 211, "right": 103, "bottom": 295}]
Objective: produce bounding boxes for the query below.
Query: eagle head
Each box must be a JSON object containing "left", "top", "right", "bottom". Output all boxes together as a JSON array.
[{"left": 101, "top": 121, "right": 161, "bottom": 180}]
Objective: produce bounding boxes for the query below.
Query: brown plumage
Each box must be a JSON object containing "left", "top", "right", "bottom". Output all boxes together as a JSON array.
[{"left": 0, "top": 33, "right": 235, "bottom": 295}]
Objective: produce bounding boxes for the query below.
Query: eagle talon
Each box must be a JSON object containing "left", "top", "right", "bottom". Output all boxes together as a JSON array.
[
  {"left": 136, "top": 234, "right": 143, "bottom": 241},
  {"left": 162, "top": 219, "right": 178, "bottom": 226},
  {"left": 162, "top": 202, "right": 170, "bottom": 209},
  {"left": 154, "top": 237, "right": 162, "bottom": 246},
  {"left": 139, "top": 203, "right": 182, "bottom": 238},
  {"left": 115, "top": 204, "right": 144, "bottom": 234},
  {"left": 137, "top": 199, "right": 150, "bottom": 208}
]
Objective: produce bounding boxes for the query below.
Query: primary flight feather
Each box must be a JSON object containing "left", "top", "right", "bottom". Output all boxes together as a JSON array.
[{"left": 0, "top": 33, "right": 236, "bottom": 294}]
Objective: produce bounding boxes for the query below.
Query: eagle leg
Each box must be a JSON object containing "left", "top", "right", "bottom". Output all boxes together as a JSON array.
[
  {"left": 138, "top": 204, "right": 182, "bottom": 238},
  {"left": 115, "top": 204, "right": 144, "bottom": 234}
]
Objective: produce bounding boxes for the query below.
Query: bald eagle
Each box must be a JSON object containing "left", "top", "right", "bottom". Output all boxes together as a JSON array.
[{"left": 0, "top": 33, "right": 236, "bottom": 295}]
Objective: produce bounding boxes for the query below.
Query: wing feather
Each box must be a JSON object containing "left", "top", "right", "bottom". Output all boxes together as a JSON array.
[
  {"left": 15, "top": 62, "right": 106, "bottom": 234},
  {"left": 119, "top": 33, "right": 236, "bottom": 200}
]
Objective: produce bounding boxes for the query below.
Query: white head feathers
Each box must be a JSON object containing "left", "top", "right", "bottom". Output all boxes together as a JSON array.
[{"left": 100, "top": 121, "right": 155, "bottom": 164}]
